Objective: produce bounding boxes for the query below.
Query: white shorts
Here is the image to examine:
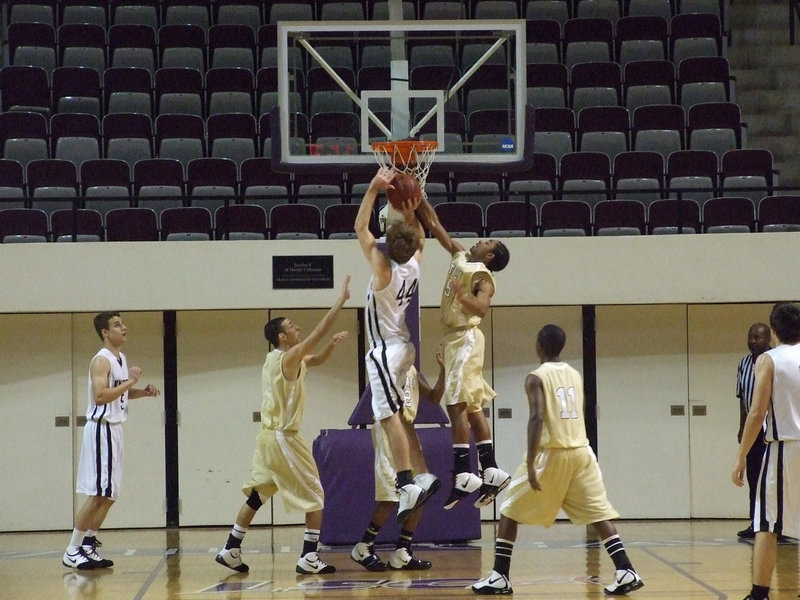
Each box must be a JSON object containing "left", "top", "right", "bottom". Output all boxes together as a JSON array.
[
  {"left": 76, "top": 421, "right": 124, "bottom": 501},
  {"left": 366, "top": 341, "right": 415, "bottom": 421},
  {"left": 754, "top": 440, "right": 800, "bottom": 538}
]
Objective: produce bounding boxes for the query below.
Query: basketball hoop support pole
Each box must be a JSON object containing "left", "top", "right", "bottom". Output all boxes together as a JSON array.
[
  {"left": 388, "top": 0, "right": 411, "bottom": 139},
  {"left": 297, "top": 37, "right": 392, "bottom": 139},
  {"left": 411, "top": 35, "right": 510, "bottom": 137}
]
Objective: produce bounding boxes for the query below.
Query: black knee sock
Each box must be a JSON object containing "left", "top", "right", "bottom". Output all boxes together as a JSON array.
[
  {"left": 493, "top": 538, "right": 514, "bottom": 577},
  {"left": 225, "top": 524, "right": 247, "bottom": 549},
  {"left": 396, "top": 470, "right": 413, "bottom": 488},
  {"left": 603, "top": 534, "right": 633, "bottom": 571},
  {"left": 361, "top": 521, "right": 381, "bottom": 545},
  {"left": 397, "top": 528, "right": 413, "bottom": 552},
  {"left": 301, "top": 528, "right": 319, "bottom": 557},
  {"left": 477, "top": 439, "right": 497, "bottom": 470},
  {"left": 453, "top": 444, "right": 470, "bottom": 474}
]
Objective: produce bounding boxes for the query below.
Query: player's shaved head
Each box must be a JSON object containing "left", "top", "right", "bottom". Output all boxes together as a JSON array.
[{"left": 537, "top": 324, "right": 566, "bottom": 357}]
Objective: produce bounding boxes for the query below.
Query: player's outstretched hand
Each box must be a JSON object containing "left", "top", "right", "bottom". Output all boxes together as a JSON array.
[
  {"left": 143, "top": 383, "right": 161, "bottom": 397},
  {"left": 339, "top": 275, "right": 351, "bottom": 302},
  {"left": 331, "top": 331, "right": 349, "bottom": 345},
  {"left": 370, "top": 166, "right": 395, "bottom": 192},
  {"left": 398, "top": 196, "right": 421, "bottom": 216}
]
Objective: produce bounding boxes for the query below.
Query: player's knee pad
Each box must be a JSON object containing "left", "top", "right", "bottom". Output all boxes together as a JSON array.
[{"left": 246, "top": 490, "right": 263, "bottom": 510}]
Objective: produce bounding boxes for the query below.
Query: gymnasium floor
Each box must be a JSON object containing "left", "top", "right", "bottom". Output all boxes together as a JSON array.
[{"left": 2, "top": 520, "right": 798, "bottom": 600}]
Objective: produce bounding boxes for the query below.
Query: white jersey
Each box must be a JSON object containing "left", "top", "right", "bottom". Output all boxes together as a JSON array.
[
  {"left": 365, "top": 256, "right": 419, "bottom": 349},
  {"left": 86, "top": 347, "right": 130, "bottom": 424},
  {"left": 765, "top": 343, "right": 800, "bottom": 441}
]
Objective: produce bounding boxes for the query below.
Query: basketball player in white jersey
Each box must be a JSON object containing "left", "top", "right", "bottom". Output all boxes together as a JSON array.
[
  {"left": 733, "top": 302, "right": 800, "bottom": 600},
  {"left": 355, "top": 166, "right": 439, "bottom": 524},
  {"left": 63, "top": 312, "right": 160, "bottom": 570},
  {"left": 351, "top": 351, "right": 445, "bottom": 571},
  {"left": 415, "top": 195, "right": 511, "bottom": 510},
  {"left": 473, "top": 325, "right": 643, "bottom": 596},
  {"left": 216, "top": 277, "right": 351, "bottom": 575}
]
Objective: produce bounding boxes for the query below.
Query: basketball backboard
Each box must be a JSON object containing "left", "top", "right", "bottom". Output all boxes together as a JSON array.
[{"left": 270, "top": 17, "right": 532, "bottom": 177}]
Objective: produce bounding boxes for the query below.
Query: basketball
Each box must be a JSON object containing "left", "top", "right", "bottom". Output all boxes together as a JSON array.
[{"left": 386, "top": 171, "right": 421, "bottom": 210}]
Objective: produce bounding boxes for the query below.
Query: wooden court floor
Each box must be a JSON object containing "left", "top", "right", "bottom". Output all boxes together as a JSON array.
[{"left": 2, "top": 520, "right": 799, "bottom": 600}]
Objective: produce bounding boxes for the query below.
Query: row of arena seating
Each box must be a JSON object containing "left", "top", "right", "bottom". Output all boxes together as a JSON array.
[
  {"left": 4, "top": 15, "right": 726, "bottom": 78},
  {"left": 0, "top": 150, "right": 776, "bottom": 206},
  {"left": 1, "top": 193, "right": 797, "bottom": 243},
  {"left": 0, "top": 202, "right": 376, "bottom": 241},
  {"left": 0, "top": 55, "right": 735, "bottom": 120},
  {"left": 0, "top": 104, "right": 752, "bottom": 181},
  {"left": 6, "top": 0, "right": 727, "bottom": 31}
]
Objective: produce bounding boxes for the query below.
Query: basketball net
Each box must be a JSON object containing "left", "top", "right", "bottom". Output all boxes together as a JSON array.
[{"left": 370, "top": 139, "right": 438, "bottom": 194}]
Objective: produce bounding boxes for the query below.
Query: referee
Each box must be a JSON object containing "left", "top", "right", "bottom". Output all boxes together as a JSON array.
[{"left": 736, "top": 322, "right": 771, "bottom": 540}]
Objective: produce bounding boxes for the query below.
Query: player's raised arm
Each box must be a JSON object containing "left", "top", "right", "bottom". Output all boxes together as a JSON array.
[
  {"left": 355, "top": 168, "right": 395, "bottom": 285},
  {"left": 415, "top": 193, "right": 463, "bottom": 256},
  {"left": 283, "top": 276, "right": 351, "bottom": 377},
  {"left": 304, "top": 331, "right": 349, "bottom": 367}
]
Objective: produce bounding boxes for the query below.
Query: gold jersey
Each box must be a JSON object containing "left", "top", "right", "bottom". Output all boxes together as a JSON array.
[
  {"left": 530, "top": 361, "right": 590, "bottom": 449},
  {"left": 260, "top": 348, "right": 307, "bottom": 433},
  {"left": 440, "top": 251, "right": 496, "bottom": 331}
]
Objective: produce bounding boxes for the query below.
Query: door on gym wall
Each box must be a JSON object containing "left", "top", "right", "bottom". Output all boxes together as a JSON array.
[
  {"left": 687, "top": 303, "right": 773, "bottom": 518},
  {"left": 0, "top": 313, "right": 74, "bottom": 531},
  {"left": 177, "top": 310, "right": 270, "bottom": 526},
  {"left": 596, "top": 304, "right": 691, "bottom": 519}
]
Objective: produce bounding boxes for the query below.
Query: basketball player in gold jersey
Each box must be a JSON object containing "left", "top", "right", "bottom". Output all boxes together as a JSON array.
[
  {"left": 473, "top": 324, "right": 643, "bottom": 596},
  {"left": 215, "top": 277, "right": 351, "bottom": 575},
  {"left": 416, "top": 196, "right": 511, "bottom": 510},
  {"left": 351, "top": 351, "right": 445, "bottom": 571}
]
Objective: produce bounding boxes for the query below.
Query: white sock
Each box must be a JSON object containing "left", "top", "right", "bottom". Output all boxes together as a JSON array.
[
  {"left": 231, "top": 524, "right": 247, "bottom": 540},
  {"left": 68, "top": 529, "right": 85, "bottom": 549}
]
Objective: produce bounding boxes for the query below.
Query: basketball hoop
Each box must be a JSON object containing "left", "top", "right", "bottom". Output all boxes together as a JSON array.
[{"left": 371, "top": 139, "right": 438, "bottom": 192}]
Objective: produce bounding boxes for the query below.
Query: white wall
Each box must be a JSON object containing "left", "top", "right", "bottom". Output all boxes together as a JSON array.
[{"left": 2, "top": 234, "right": 800, "bottom": 313}]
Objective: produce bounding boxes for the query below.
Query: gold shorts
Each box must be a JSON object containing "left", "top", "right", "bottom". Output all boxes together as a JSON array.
[
  {"left": 500, "top": 446, "right": 619, "bottom": 527},
  {"left": 242, "top": 429, "right": 324, "bottom": 514},
  {"left": 442, "top": 327, "right": 496, "bottom": 412}
]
